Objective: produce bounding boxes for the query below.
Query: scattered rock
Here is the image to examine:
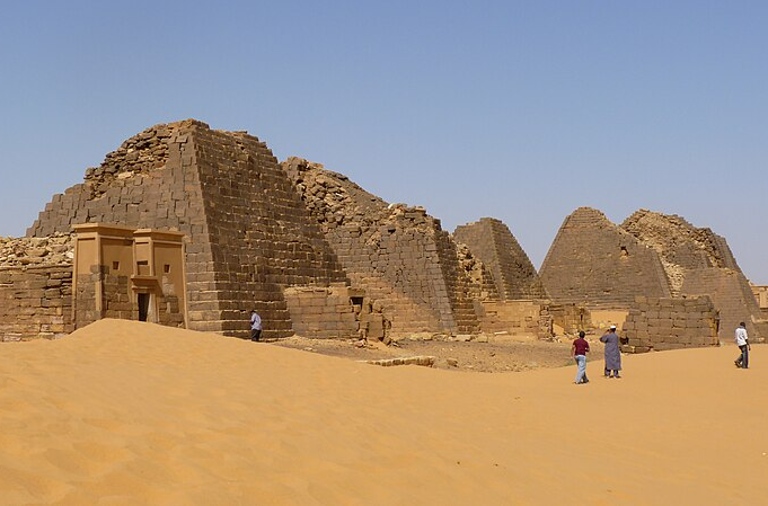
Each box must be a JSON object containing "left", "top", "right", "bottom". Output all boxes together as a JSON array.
[
  {"left": 361, "top": 356, "right": 436, "bottom": 368},
  {"left": 0, "top": 233, "right": 73, "bottom": 268}
]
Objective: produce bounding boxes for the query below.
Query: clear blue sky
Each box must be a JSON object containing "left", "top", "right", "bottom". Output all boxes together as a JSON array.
[{"left": 2, "top": 1, "right": 766, "bottom": 283}]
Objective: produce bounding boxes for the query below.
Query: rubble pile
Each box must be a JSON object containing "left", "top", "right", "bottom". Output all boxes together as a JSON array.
[{"left": 0, "top": 233, "right": 73, "bottom": 268}]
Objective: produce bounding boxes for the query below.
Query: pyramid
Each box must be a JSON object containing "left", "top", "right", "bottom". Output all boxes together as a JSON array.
[
  {"left": 453, "top": 217, "right": 548, "bottom": 300},
  {"left": 281, "top": 157, "right": 479, "bottom": 337},
  {"left": 539, "top": 207, "right": 671, "bottom": 307},
  {"left": 622, "top": 209, "right": 765, "bottom": 341},
  {"left": 28, "top": 120, "right": 349, "bottom": 338}
]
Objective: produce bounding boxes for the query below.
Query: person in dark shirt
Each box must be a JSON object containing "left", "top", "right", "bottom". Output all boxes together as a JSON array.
[{"left": 572, "top": 331, "right": 590, "bottom": 384}]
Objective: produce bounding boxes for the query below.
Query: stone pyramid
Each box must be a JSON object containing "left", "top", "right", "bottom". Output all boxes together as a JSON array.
[
  {"left": 28, "top": 120, "right": 349, "bottom": 338},
  {"left": 453, "top": 217, "right": 548, "bottom": 300},
  {"left": 281, "top": 157, "right": 480, "bottom": 337},
  {"left": 622, "top": 209, "right": 765, "bottom": 340},
  {"left": 539, "top": 207, "right": 671, "bottom": 307}
]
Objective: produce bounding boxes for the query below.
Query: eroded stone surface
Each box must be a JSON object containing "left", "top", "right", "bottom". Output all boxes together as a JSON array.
[
  {"left": 622, "top": 209, "right": 765, "bottom": 340},
  {"left": 539, "top": 207, "right": 671, "bottom": 307},
  {"left": 282, "top": 157, "right": 480, "bottom": 337},
  {"left": 0, "top": 233, "right": 73, "bottom": 268}
]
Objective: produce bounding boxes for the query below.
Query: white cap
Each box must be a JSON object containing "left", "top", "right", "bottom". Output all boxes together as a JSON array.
[{"left": 609, "top": 324, "right": 617, "bottom": 330}]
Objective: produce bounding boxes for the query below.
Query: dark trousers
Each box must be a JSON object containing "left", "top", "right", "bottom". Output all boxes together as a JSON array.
[
  {"left": 250, "top": 329, "right": 262, "bottom": 341},
  {"left": 736, "top": 344, "right": 749, "bottom": 368}
]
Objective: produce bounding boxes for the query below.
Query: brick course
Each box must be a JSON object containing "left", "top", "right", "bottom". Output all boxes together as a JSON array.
[
  {"left": 622, "top": 296, "right": 719, "bottom": 352},
  {"left": 0, "top": 265, "right": 73, "bottom": 341}
]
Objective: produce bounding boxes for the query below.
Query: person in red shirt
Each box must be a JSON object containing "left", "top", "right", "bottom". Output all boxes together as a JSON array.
[{"left": 572, "top": 331, "right": 590, "bottom": 384}]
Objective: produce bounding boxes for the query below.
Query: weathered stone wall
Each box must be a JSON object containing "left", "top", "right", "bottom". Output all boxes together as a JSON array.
[
  {"left": 453, "top": 218, "right": 548, "bottom": 300},
  {"left": 622, "top": 210, "right": 765, "bottom": 342},
  {"left": 434, "top": 226, "right": 481, "bottom": 334},
  {"left": 455, "top": 243, "right": 499, "bottom": 302},
  {"left": 282, "top": 157, "right": 479, "bottom": 337},
  {"left": 283, "top": 284, "right": 360, "bottom": 339},
  {"left": 0, "top": 234, "right": 75, "bottom": 340},
  {"left": 102, "top": 269, "right": 132, "bottom": 320},
  {"left": 73, "top": 269, "right": 99, "bottom": 327},
  {"left": 157, "top": 293, "right": 185, "bottom": 328},
  {"left": 0, "top": 265, "right": 73, "bottom": 341},
  {"left": 28, "top": 120, "right": 350, "bottom": 339},
  {"left": 548, "top": 303, "right": 592, "bottom": 335},
  {"left": 589, "top": 309, "right": 629, "bottom": 333},
  {"left": 475, "top": 300, "right": 552, "bottom": 338},
  {"left": 539, "top": 207, "right": 671, "bottom": 308},
  {"left": 752, "top": 285, "right": 768, "bottom": 320},
  {"left": 621, "top": 296, "right": 719, "bottom": 352},
  {"left": 680, "top": 268, "right": 766, "bottom": 342}
]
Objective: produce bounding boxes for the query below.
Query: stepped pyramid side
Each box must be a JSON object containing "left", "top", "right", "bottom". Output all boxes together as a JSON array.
[
  {"left": 282, "top": 157, "right": 479, "bottom": 336},
  {"left": 455, "top": 242, "right": 500, "bottom": 303},
  {"left": 622, "top": 209, "right": 765, "bottom": 341},
  {"left": 28, "top": 120, "right": 349, "bottom": 337},
  {"left": 433, "top": 226, "right": 481, "bottom": 334},
  {"left": 539, "top": 207, "right": 670, "bottom": 308},
  {"left": 453, "top": 217, "right": 548, "bottom": 300}
]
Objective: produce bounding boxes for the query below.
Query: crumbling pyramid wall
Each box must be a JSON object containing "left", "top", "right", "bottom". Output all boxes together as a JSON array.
[
  {"left": 453, "top": 218, "right": 548, "bottom": 300},
  {"left": 28, "top": 120, "right": 350, "bottom": 338},
  {"left": 622, "top": 209, "right": 765, "bottom": 341},
  {"left": 455, "top": 242, "right": 499, "bottom": 302},
  {"left": 281, "top": 157, "right": 479, "bottom": 337},
  {"left": 539, "top": 207, "right": 671, "bottom": 308},
  {"left": 0, "top": 234, "right": 74, "bottom": 340},
  {"left": 622, "top": 296, "right": 719, "bottom": 352}
]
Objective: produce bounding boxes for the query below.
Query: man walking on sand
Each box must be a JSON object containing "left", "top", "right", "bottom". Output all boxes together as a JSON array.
[
  {"left": 734, "top": 321, "right": 750, "bottom": 369},
  {"left": 600, "top": 324, "right": 622, "bottom": 378},
  {"left": 572, "top": 331, "right": 590, "bottom": 384}
]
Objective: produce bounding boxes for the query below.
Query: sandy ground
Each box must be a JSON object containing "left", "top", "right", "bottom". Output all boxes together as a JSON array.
[{"left": 1, "top": 319, "right": 766, "bottom": 505}]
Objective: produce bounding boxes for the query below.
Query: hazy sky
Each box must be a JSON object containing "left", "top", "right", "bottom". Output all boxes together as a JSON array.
[{"left": 1, "top": 1, "right": 766, "bottom": 282}]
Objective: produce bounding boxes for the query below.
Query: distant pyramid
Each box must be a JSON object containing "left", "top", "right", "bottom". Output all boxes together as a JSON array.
[
  {"left": 539, "top": 207, "right": 670, "bottom": 307},
  {"left": 453, "top": 217, "right": 548, "bottom": 300}
]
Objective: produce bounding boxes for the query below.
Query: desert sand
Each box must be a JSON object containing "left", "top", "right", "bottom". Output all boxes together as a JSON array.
[{"left": 1, "top": 319, "right": 766, "bottom": 505}]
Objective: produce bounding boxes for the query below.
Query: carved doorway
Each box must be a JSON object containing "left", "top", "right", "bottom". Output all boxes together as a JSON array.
[{"left": 138, "top": 293, "right": 150, "bottom": 322}]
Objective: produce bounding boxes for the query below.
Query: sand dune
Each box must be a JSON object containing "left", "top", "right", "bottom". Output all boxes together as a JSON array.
[{"left": 1, "top": 319, "right": 766, "bottom": 505}]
